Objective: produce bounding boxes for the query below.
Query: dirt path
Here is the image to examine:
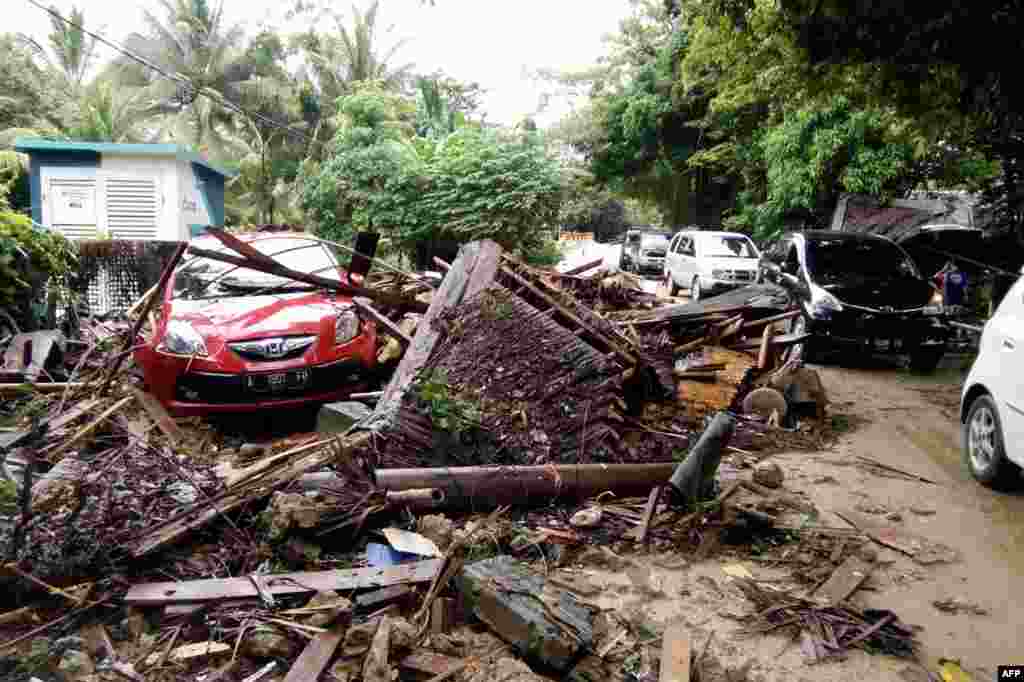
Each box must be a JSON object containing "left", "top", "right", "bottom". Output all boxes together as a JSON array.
[
  {"left": 552, "top": 362, "right": 1019, "bottom": 681},
  {"left": 791, "top": 363, "right": 1024, "bottom": 677}
]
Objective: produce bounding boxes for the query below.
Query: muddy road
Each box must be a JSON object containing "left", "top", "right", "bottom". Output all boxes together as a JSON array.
[{"left": 549, "top": 359, "right": 1019, "bottom": 681}]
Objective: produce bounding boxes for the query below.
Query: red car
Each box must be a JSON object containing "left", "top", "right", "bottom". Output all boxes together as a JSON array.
[{"left": 134, "top": 233, "right": 377, "bottom": 416}]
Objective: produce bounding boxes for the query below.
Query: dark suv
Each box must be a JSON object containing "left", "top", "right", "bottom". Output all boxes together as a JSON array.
[{"left": 760, "top": 231, "right": 949, "bottom": 371}]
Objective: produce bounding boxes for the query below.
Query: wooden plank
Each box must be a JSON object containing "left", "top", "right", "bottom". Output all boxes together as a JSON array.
[
  {"left": 673, "top": 336, "right": 707, "bottom": 355},
  {"left": 0, "top": 382, "right": 88, "bottom": 396},
  {"left": 130, "top": 387, "right": 184, "bottom": 445},
  {"left": 353, "top": 298, "right": 412, "bottom": 347},
  {"left": 757, "top": 326, "right": 772, "bottom": 370},
  {"left": 355, "top": 584, "right": 411, "bottom": 609},
  {"left": 659, "top": 623, "right": 690, "bottom": 682},
  {"left": 186, "top": 245, "right": 428, "bottom": 314},
  {"left": 634, "top": 485, "right": 662, "bottom": 543},
  {"left": 282, "top": 628, "right": 345, "bottom": 682},
  {"left": 740, "top": 309, "right": 801, "bottom": 331},
  {"left": 205, "top": 227, "right": 281, "bottom": 269},
  {"left": 46, "top": 396, "right": 133, "bottom": 461},
  {"left": 124, "top": 559, "right": 442, "bottom": 607},
  {"left": 626, "top": 284, "right": 791, "bottom": 327},
  {"left": 399, "top": 652, "right": 462, "bottom": 676},
  {"left": 729, "top": 332, "right": 811, "bottom": 351},
  {"left": 813, "top": 555, "right": 871, "bottom": 606},
  {"left": 561, "top": 258, "right": 605, "bottom": 277}
]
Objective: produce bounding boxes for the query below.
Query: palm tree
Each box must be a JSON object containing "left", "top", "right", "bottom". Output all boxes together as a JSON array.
[
  {"left": 292, "top": 1, "right": 415, "bottom": 158},
  {"left": 19, "top": 5, "right": 98, "bottom": 93},
  {"left": 117, "top": 0, "right": 251, "bottom": 158}
]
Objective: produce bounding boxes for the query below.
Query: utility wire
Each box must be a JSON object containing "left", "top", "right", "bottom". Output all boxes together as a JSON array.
[{"left": 24, "top": 0, "right": 323, "bottom": 147}]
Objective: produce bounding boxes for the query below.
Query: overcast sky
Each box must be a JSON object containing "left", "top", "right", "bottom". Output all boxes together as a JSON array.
[{"left": 11, "top": 0, "right": 630, "bottom": 126}]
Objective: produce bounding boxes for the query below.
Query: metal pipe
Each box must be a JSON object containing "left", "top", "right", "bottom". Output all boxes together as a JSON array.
[
  {"left": 375, "top": 463, "right": 677, "bottom": 509},
  {"left": 385, "top": 488, "right": 446, "bottom": 509}
]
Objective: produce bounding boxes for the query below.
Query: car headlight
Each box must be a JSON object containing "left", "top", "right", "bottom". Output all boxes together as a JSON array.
[
  {"left": 809, "top": 285, "right": 843, "bottom": 318},
  {"left": 335, "top": 309, "right": 361, "bottom": 345},
  {"left": 712, "top": 269, "right": 727, "bottom": 280},
  {"left": 158, "top": 320, "right": 209, "bottom": 356}
]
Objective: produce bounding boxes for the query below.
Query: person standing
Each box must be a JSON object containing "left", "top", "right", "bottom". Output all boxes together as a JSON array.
[{"left": 934, "top": 261, "right": 968, "bottom": 313}]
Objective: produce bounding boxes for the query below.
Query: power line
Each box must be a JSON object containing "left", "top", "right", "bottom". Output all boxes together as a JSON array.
[{"left": 24, "top": 0, "right": 323, "bottom": 147}]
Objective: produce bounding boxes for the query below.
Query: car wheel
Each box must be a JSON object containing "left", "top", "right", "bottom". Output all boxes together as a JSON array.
[
  {"left": 963, "top": 394, "right": 1021, "bottom": 489},
  {"left": 691, "top": 277, "right": 701, "bottom": 302}
]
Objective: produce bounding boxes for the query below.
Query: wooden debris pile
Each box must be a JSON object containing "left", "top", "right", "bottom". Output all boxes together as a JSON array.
[{"left": 734, "top": 578, "right": 920, "bottom": 662}]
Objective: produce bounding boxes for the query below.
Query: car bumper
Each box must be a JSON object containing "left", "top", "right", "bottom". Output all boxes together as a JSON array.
[
  {"left": 165, "top": 358, "right": 374, "bottom": 416},
  {"left": 700, "top": 277, "right": 756, "bottom": 293},
  {"left": 806, "top": 310, "right": 948, "bottom": 347},
  {"left": 635, "top": 258, "right": 665, "bottom": 272}
]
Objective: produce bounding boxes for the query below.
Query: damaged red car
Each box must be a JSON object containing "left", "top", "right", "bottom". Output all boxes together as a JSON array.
[{"left": 134, "top": 233, "right": 377, "bottom": 416}]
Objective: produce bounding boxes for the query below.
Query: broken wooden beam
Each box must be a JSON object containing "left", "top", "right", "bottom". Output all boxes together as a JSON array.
[
  {"left": 729, "top": 331, "right": 811, "bottom": 351},
  {"left": 130, "top": 387, "right": 183, "bottom": 445},
  {"left": 634, "top": 485, "right": 662, "bottom": 543},
  {"left": 561, "top": 258, "right": 605, "bottom": 277},
  {"left": 282, "top": 628, "right": 345, "bottom": 682},
  {"left": 740, "top": 309, "right": 801, "bottom": 331},
  {"left": 757, "top": 327, "right": 772, "bottom": 370},
  {"left": 375, "top": 463, "right": 676, "bottom": 509},
  {"left": 0, "top": 382, "right": 88, "bottom": 395},
  {"left": 399, "top": 651, "right": 462, "bottom": 676},
  {"left": 458, "top": 555, "right": 593, "bottom": 672},
  {"left": 124, "top": 559, "right": 442, "bottom": 607},
  {"left": 186, "top": 245, "right": 428, "bottom": 313},
  {"left": 352, "top": 297, "right": 413, "bottom": 348},
  {"left": 813, "top": 556, "right": 872, "bottom": 606}
]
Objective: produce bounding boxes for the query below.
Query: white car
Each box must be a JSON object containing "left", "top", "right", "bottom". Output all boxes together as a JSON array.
[
  {"left": 663, "top": 230, "right": 761, "bottom": 301},
  {"left": 961, "top": 269, "right": 1024, "bottom": 488}
]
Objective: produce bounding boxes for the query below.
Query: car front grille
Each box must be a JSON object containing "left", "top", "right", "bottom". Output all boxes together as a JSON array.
[{"left": 175, "top": 359, "right": 368, "bottom": 404}]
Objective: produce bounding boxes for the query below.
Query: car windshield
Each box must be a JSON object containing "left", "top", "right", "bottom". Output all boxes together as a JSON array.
[
  {"left": 173, "top": 237, "right": 344, "bottom": 300},
  {"left": 701, "top": 235, "right": 757, "bottom": 258},
  {"left": 806, "top": 238, "right": 920, "bottom": 281},
  {"left": 641, "top": 234, "right": 670, "bottom": 253}
]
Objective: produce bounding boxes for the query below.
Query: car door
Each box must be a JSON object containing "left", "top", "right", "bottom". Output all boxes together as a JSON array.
[
  {"left": 987, "top": 275, "right": 1024, "bottom": 456},
  {"left": 665, "top": 234, "right": 681, "bottom": 282},
  {"left": 679, "top": 234, "right": 696, "bottom": 285}
]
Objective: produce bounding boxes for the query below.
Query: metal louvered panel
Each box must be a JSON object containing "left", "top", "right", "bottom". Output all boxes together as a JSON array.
[{"left": 106, "top": 177, "right": 158, "bottom": 240}]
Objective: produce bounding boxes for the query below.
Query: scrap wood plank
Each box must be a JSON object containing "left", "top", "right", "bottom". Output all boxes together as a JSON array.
[
  {"left": 46, "top": 396, "right": 134, "bottom": 461},
  {"left": 729, "top": 332, "right": 811, "bottom": 351},
  {"left": 356, "top": 584, "right": 412, "bottom": 609},
  {"left": 659, "top": 623, "right": 690, "bottom": 682},
  {"left": 130, "top": 387, "right": 183, "bottom": 445},
  {"left": 187, "top": 245, "right": 428, "bottom": 314},
  {"left": 353, "top": 297, "right": 413, "bottom": 347},
  {"left": 129, "top": 432, "right": 370, "bottom": 558},
  {"left": 740, "top": 309, "right": 801, "bottom": 331},
  {"left": 399, "top": 651, "right": 462, "bottom": 676},
  {"left": 0, "top": 397, "right": 102, "bottom": 452},
  {"left": 125, "top": 559, "right": 442, "bottom": 606},
  {"left": 813, "top": 555, "right": 872, "bottom": 606},
  {"left": 633, "top": 485, "right": 662, "bottom": 543},
  {"left": 757, "top": 326, "right": 772, "bottom": 370},
  {"left": 282, "top": 628, "right": 345, "bottom": 682}
]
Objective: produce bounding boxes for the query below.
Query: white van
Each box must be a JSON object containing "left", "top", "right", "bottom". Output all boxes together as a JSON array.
[{"left": 663, "top": 230, "right": 761, "bottom": 300}]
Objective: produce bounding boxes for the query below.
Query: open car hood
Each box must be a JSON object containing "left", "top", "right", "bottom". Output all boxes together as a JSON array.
[{"left": 820, "top": 273, "right": 934, "bottom": 309}]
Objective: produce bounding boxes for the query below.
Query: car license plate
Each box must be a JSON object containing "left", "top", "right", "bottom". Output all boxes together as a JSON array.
[{"left": 247, "top": 368, "right": 310, "bottom": 393}]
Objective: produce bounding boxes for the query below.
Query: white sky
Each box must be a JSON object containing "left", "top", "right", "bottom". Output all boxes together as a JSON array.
[{"left": 10, "top": 0, "right": 630, "bottom": 127}]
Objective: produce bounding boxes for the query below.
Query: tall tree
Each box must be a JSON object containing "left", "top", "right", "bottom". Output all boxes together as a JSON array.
[
  {"left": 119, "top": 0, "right": 250, "bottom": 157},
  {"left": 0, "top": 34, "right": 66, "bottom": 144},
  {"left": 21, "top": 5, "right": 98, "bottom": 92}
]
